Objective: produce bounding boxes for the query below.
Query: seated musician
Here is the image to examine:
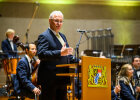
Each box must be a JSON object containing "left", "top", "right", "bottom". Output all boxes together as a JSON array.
[
  {"left": 1, "top": 28, "right": 18, "bottom": 58},
  {"left": 118, "top": 64, "right": 140, "bottom": 100},
  {"left": 1, "top": 28, "right": 19, "bottom": 96},
  {"left": 14, "top": 43, "right": 41, "bottom": 99}
]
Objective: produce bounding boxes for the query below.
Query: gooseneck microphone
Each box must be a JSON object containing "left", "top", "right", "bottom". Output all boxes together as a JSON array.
[{"left": 77, "top": 29, "right": 87, "bottom": 33}]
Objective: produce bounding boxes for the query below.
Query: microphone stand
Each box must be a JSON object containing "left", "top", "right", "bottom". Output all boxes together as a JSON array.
[{"left": 74, "top": 31, "right": 84, "bottom": 100}]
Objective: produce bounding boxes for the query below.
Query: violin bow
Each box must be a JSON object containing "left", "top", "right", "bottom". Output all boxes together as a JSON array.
[{"left": 25, "top": 1, "right": 40, "bottom": 43}]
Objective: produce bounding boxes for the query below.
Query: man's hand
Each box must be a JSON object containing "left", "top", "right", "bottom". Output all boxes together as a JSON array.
[
  {"left": 33, "top": 87, "right": 41, "bottom": 95},
  {"left": 61, "top": 43, "right": 73, "bottom": 56},
  {"left": 36, "top": 59, "right": 40, "bottom": 65},
  {"left": 136, "top": 86, "right": 140, "bottom": 92}
]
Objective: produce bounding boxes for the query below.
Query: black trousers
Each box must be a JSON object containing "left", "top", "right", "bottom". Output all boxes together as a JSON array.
[{"left": 39, "top": 81, "right": 67, "bottom": 100}]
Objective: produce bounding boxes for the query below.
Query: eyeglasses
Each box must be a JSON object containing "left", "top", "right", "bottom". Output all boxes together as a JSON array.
[
  {"left": 127, "top": 68, "right": 133, "bottom": 71},
  {"left": 53, "top": 19, "right": 64, "bottom": 24}
]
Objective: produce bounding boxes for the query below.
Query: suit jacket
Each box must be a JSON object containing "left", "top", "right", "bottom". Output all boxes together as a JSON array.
[
  {"left": 1, "top": 38, "right": 18, "bottom": 58},
  {"left": 37, "top": 28, "right": 77, "bottom": 84},
  {"left": 14, "top": 56, "right": 35, "bottom": 95},
  {"left": 119, "top": 80, "right": 136, "bottom": 100}
]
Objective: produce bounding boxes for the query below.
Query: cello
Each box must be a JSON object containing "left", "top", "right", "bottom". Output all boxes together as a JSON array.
[{"left": 31, "top": 56, "right": 40, "bottom": 87}]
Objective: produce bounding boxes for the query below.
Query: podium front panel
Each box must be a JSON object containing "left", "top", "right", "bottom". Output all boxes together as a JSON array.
[{"left": 81, "top": 56, "right": 111, "bottom": 100}]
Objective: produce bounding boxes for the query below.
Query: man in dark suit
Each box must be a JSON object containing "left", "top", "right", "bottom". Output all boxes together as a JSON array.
[
  {"left": 14, "top": 43, "right": 41, "bottom": 99},
  {"left": 1, "top": 28, "right": 18, "bottom": 58},
  {"left": 1, "top": 29, "right": 19, "bottom": 96},
  {"left": 132, "top": 55, "right": 140, "bottom": 100},
  {"left": 132, "top": 55, "right": 140, "bottom": 80},
  {"left": 37, "top": 11, "right": 78, "bottom": 100}
]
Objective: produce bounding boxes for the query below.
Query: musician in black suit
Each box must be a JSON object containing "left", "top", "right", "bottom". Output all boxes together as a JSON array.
[
  {"left": 132, "top": 55, "right": 140, "bottom": 100},
  {"left": 37, "top": 11, "right": 78, "bottom": 100},
  {"left": 14, "top": 43, "right": 41, "bottom": 99},
  {"left": 132, "top": 55, "right": 140, "bottom": 82},
  {"left": 1, "top": 29, "right": 19, "bottom": 96},
  {"left": 1, "top": 28, "right": 18, "bottom": 58}
]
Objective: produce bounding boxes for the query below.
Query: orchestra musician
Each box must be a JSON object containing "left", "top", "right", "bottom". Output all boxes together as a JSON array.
[
  {"left": 14, "top": 43, "right": 41, "bottom": 99},
  {"left": 118, "top": 64, "right": 140, "bottom": 100},
  {"left": 37, "top": 11, "right": 79, "bottom": 100},
  {"left": 1, "top": 28, "right": 18, "bottom": 58},
  {"left": 132, "top": 55, "right": 140, "bottom": 100},
  {"left": 1, "top": 28, "right": 19, "bottom": 96},
  {"left": 132, "top": 55, "right": 140, "bottom": 82}
]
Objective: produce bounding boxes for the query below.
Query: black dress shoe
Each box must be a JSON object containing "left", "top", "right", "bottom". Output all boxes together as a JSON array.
[{"left": 16, "top": 96, "right": 25, "bottom": 100}]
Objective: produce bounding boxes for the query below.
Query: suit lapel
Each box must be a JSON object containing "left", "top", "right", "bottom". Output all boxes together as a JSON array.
[
  {"left": 24, "top": 56, "right": 32, "bottom": 74},
  {"left": 48, "top": 29, "right": 62, "bottom": 49},
  {"left": 13, "top": 44, "right": 17, "bottom": 51},
  {"left": 6, "top": 39, "right": 13, "bottom": 51}
]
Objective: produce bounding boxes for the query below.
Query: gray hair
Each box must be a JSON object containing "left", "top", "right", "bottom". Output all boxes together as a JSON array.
[{"left": 49, "top": 11, "right": 64, "bottom": 19}]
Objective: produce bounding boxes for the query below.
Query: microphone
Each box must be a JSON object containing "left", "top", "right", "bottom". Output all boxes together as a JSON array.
[
  {"left": 77, "top": 29, "right": 89, "bottom": 39},
  {"left": 77, "top": 29, "right": 87, "bottom": 33}
]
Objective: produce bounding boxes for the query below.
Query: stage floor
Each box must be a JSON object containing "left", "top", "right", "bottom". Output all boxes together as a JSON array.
[{"left": 0, "top": 96, "right": 34, "bottom": 100}]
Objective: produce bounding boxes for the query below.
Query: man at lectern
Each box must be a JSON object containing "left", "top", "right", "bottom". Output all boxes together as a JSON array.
[{"left": 37, "top": 10, "right": 79, "bottom": 100}]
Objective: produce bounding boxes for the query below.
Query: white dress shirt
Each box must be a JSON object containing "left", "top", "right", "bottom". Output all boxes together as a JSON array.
[
  {"left": 25, "top": 54, "right": 32, "bottom": 74},
  {"left": 8, "top": 38, "right": 14, "bottom": 51}
]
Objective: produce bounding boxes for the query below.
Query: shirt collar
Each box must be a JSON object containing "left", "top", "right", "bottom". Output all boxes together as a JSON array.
[
  {"left": 49, "top": 27, "right": 59, "bottom": 36},
  {"left": 8, "top": 38, "right": 13, "bottom": 42}
]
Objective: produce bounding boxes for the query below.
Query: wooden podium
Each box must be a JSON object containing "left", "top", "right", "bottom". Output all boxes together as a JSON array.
[
  {"left": 81, "top": 56, "right": 111, "bottom": 100},
  {"left": 56, "top": 56, "right": 111, "bottom": 100}
]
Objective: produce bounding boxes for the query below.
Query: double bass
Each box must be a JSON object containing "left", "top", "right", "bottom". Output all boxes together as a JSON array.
[
  {"left": 13, "top": 35, "right": 39, "bottom": 87},
  {"left": 31, "top": 57, "right": 40, "bottom": 87}
]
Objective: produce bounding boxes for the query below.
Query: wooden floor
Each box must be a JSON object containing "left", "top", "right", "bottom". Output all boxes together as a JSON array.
[
  {"left": 0, "top": 96, "right": 76, "bottom": 100},
  {"left": 0, "top": 79, "right": 77, "bottom": 100},
  {"left": 0, "top": 96, "right": 34, "bottom": 100},
  {"left": 0, "top": 85, "right": 34, "bottom": 100}
]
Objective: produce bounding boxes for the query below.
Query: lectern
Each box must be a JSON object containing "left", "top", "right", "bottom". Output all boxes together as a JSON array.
[
  {"left": 81, "top": 56, "right": 111, "bottom": 100},
  {"left": 56, "top": 56, "right": 111, "bottom": 100}
]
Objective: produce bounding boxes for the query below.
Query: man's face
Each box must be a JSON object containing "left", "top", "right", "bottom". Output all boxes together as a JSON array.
[
  {"left": 49, "top": 14, "right": 63, "bottom": 33},
  {"left": 132, "top": 58, "right": 140, "bottom": 69},
  {"left": 8, "top": 33, "right": 15, "bottom": 40},
  {"left": 28, "top": 44, "right": 37, "bottom": 58}
]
